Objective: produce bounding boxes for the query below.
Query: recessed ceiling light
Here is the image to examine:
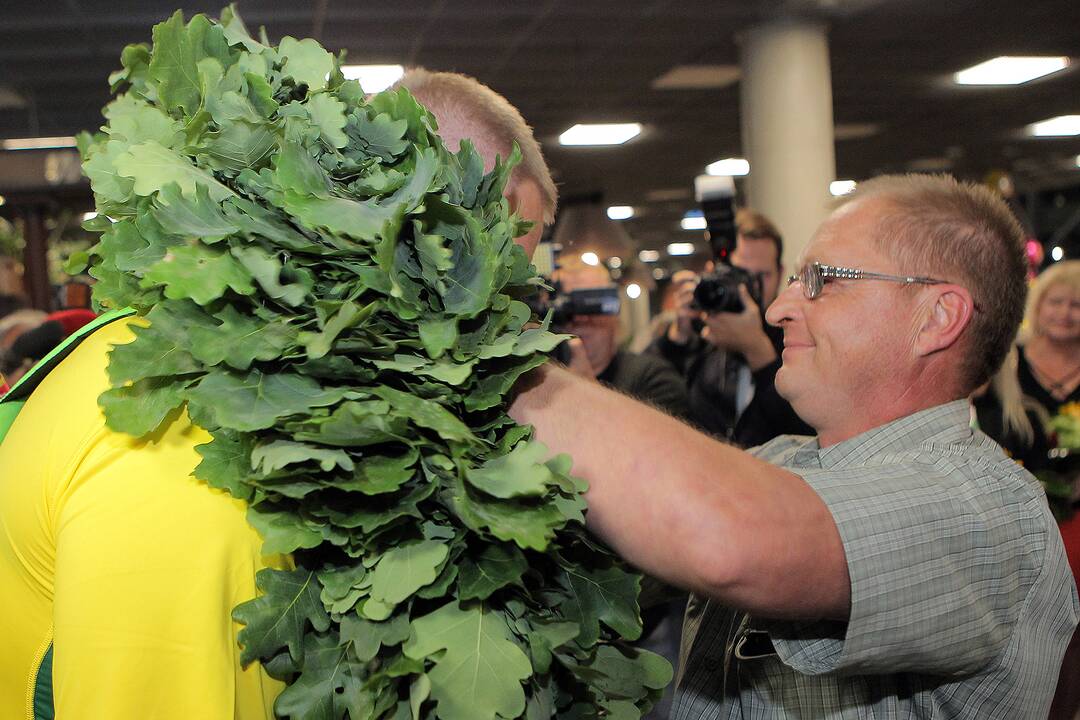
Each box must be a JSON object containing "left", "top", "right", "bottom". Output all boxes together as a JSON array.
[
  {"left": 954, "top": 56, "right": 1070, "bottom": 85},
  {"left": 652, "top": 267, "right": 667, "bottom": 280},
  {"left": 830, "top": 180, "right": 857, "bottom": 196},
  {"left": 581, "top": 252, "right": 600, "bottom": 266},
  {"left": 639, "top": 249, "right": 661, "bottom": 263},
  {"left": 625, "top": 283, "right": 643, "bottom": 299},
  {"left": 2, "top": 136, "right": 78, "bottom": 151},
  {"left": 667, "top": 242, "right": 697, "bottom": 256},
  {"left": 559, "top": 123, "right": 642, "bottom": 146},
  {"left": 606, "top": 205, "right": 634, "bottom": 220},
  {"left": 680, "top": 210, "right": 707, "bottom": 231},
  {"left": 705, "top": 157, "right": 750, "bottom": 176},
  {"left": 651, "top": 65, "right": 740, "bottom": 90},
  {"left": 340, "top": 64, "right": 404, "bottom": 93},
  {"left": 1051, "top": 246, "right": 1065, "bottom": 261},
  {"left": 1027, "top": 115, "right": 1080, "bottom": 137},
  {"left": 608, "top": 256, "right": 623, "bottom": 269}
]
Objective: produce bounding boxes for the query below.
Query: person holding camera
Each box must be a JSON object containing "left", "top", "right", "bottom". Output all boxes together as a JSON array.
[
  {"left": 648, "top": 209, "right": 811, "bottom": 446},
  {"left": 556, "top": 259, "right": 688, "bottom": 419}
]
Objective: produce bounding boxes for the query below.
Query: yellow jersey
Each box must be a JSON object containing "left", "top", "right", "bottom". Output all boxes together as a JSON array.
[{"left": 0, "top": 318, "right": 288, "bottom": 719}]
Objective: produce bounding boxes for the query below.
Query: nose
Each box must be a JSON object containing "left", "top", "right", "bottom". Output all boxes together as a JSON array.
[{"left": 764, "top": 280, "right": 804, "bottom": 328}]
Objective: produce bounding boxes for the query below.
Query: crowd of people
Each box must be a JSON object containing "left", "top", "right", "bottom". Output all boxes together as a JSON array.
[{"left": 1, "top": 66, "right": 1079, "bottom": 720}]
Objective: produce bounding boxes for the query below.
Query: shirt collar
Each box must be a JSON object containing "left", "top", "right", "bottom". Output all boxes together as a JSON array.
[{"left": 789, "top": 400, "right": 974, "bottom": 469}]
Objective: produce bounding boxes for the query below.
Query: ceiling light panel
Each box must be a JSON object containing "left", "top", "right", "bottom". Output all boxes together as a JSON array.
[
  {"left": 680, "top": 210, "right": 707, "bottom": 231},
  {"left": 2, "top": 136, "right": 78, "bottom": 150},
  {"left": 954, "top": 56, "right": 1069, "bottom": 85},
  {"left": 705, "top": 158, "right": 750, "bottom": 176},
  {"left": 606, "top": 205, "right": 634, "bottom": 220},
  {"left": 340, "top": 64, "right": 404, "bottom": 93},
  {"left": 1027, "top": 115, "right": 1080, "bottom": 137},
  {"left": 667, "top": 242, "right": 697, "bottom": 256},
  {"left": 559, "top": 123, "right": 642, "bottom": 146}
]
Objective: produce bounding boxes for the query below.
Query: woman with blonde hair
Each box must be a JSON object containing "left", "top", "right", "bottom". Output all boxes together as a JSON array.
[
  {"left": 1023, "top": 260, "right": 1080, "bottom": 720},
  {"left": 1020, "top": 260, "right": 1080, "bottom": 414},
  {"left": 972, "top": 345, "right": 1050, "bottom": 471}
]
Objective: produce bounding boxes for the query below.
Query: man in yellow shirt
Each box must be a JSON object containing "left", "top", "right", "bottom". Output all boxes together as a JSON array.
[{"left": 0, "top": 70, "right": 555, "bottom": 720}]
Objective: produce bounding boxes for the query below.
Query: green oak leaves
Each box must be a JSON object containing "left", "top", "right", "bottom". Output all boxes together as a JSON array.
[{"left": 83, "top": 7, "right": 669, "bottom": 720}]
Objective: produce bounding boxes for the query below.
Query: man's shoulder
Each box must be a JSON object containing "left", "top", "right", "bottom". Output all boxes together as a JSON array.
[{"left": 28, "top": 314, "right": 138, "bottom": 415}]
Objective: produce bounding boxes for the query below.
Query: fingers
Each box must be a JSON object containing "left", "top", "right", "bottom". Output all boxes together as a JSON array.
[{"left": 738, "top": 284, "right": 759, "bottom": 312}]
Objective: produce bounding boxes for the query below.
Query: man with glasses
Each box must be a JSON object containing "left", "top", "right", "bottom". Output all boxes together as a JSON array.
[{"left": 510, "top": 174, "right": 1078, "bottom": 717}]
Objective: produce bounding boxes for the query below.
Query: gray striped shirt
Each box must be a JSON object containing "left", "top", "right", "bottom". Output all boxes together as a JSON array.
[{"left": 672, "top": 401, "right": 1079, "bottom": 719}]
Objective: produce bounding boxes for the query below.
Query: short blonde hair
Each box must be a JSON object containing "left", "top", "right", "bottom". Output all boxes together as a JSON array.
[
  {"left": 396, "top": 68, "right": 557, "bottom": 224},
  {"left": 842, "top": 174, "right": 1027, "bottom": 391},
  {"left": 1024, "top": 259, "right": 1080, "bottom": 339}
]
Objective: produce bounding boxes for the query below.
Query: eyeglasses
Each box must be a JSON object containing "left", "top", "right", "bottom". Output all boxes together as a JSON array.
[{"left": 786, "top": 262, "right": 948, "bottom": 300}]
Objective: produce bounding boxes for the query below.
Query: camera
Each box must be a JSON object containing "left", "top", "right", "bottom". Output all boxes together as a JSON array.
[
  {"left": 693, "top": 265, "right": 764, "bottom": 314},
  {"left": 526, "top": 243, "right": 622, "bottom": 362},
  {"left": 689, "top": 174, "right": 763, "bottom": 314},
  {"left": 549, "top": 285, "right": 621, "bottom": 325},
  {"left": 529, "top": 283, "right": 621, "bottom": 364},
  {"left": 529, "top": 243, "right": 622, "bottom": 325}
]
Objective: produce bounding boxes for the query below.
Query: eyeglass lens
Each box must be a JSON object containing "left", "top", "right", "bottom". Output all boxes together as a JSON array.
[{"left": 800, "top": 264, "right": 823, "bottom": 299}]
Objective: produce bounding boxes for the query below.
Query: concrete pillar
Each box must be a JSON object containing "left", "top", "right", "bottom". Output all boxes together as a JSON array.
[
  {"left": 21, "top": 205, "right": 51, "bottom": 311},
  {"left": 739, "top": 21, "right": 836, "bottom": 270}
]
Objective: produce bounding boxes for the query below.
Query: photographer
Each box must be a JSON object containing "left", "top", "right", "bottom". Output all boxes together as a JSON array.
[
  {"left": 648, "top": 208, "right": 812, "bottom": 445},
  {"left": 555, "top": 259, "right": 688, "bottom": 419}
]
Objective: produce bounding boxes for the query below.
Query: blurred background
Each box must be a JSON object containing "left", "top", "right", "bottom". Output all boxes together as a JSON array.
[{"left": 0, "top": 0, "right": 1078, "bottom": 317}]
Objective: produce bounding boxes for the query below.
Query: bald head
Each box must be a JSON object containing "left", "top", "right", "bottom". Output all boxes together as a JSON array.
[{"left": 396, "top": 69, "right": 557, "bottom": 256}]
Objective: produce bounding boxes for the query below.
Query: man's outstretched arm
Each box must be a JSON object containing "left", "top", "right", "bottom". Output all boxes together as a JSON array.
[{"left": 510, "top": 363, "right": 850, "bottom": 620}]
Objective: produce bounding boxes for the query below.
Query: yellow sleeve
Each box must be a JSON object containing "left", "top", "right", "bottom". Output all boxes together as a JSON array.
[{"left": 0, "top": 318, "right": 288, "bottom": 720}]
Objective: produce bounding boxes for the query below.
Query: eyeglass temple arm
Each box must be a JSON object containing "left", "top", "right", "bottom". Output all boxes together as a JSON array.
[{"left": 817, "top": 264, "right": 945, "bottom": 285}]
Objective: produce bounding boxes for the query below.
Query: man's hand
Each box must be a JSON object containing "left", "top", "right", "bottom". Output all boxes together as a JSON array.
[
  {"left": 564, "top": 337, "right": 597, "bottom": 379},
  {"left": 666, "top": 270, "right": 700, "bottom": 345},
  {"left": 701, "top": 285, "right": 777, "bottom": 370}
]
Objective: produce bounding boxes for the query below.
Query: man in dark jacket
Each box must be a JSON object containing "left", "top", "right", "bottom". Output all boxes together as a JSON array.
[
  {"left": 648, "top": 209, "right": 810, "bottom": 445},
  {"left": 557, "top": 260, "right": 688, "bottom": 419}
]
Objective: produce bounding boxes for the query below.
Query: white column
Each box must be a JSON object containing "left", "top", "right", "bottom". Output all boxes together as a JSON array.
[{"left": 739, "top": 21, "right": 836, "bottom": 270}]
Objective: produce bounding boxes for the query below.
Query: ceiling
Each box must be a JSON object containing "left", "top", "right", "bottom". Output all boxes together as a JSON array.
[{"left": 1, "top": 0, "right": 1080, "bottom": 257}]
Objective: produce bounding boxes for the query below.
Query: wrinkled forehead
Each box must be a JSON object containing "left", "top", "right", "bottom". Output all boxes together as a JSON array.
[
  {"left": 1043, "top": 281, "right": 1080, "bottom": 302},
  {"left": 795, "top": 197, "right": 893, "bottom": 269}
]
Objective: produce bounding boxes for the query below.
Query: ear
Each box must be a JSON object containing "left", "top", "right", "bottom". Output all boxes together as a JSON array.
[
  {"left": 506, "top": 177, "right": 544, "bottom": 258},
  {"left": 913, "top": 285, "right": 975, "bottom": 357}
]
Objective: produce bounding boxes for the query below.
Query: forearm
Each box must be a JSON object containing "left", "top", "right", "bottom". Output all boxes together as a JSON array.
[{"left": 510, "top": 363, "right": 849, "bottom": 618}]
